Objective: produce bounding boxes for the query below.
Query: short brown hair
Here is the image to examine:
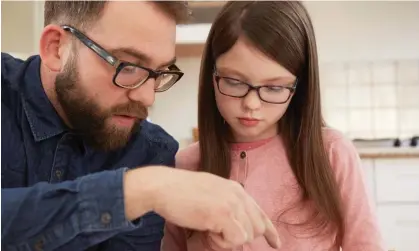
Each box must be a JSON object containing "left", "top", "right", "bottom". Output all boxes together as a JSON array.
[{"left": 44, "top": 1, "right": 191, "bottom": 29}]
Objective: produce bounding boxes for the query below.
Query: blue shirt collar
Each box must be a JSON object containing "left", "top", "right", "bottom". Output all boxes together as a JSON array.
[{"left": 21, "top": 55, "right": 67, "bottom": 142}]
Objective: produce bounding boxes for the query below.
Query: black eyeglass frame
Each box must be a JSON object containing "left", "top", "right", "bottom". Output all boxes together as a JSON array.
[
  {"left": 61, "top": 25, "right": 184, "bottom": 91},
  {"left": 213, "top": 71, "right": 298, "bottom": 104}
]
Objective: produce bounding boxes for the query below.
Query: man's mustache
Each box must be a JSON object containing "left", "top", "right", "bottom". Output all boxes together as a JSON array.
[{"left": 110, "top": 102, "right": 148, "bottom": 120}]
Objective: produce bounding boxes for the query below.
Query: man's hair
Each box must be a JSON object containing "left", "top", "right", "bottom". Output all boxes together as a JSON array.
[{"left": 44, "top": 1, "right": 191, "bottom": 28}]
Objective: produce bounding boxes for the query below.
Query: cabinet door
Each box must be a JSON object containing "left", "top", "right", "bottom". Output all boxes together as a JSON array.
[
  {"left": 361, "top": 159, "right": 376, "bottom": 203},
  {"left": 377, "top": 205, "right": 419, "bottom": 251},
  {"left": 375, "top": 158, "right": 419, "bottom": 203}
]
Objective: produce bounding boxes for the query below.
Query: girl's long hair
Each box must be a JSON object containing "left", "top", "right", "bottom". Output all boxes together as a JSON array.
[{"left": 197, "top": 1, "right": 344, "bottom": 242}]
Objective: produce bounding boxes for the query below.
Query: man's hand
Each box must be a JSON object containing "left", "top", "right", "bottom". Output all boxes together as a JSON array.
[{"left": 123, "top": 166, "right": 281, "bottom": 249}]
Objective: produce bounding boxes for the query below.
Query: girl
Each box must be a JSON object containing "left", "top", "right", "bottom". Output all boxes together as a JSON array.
[{"left": 162, "top": 1, "right": 384, "bottom": 250}]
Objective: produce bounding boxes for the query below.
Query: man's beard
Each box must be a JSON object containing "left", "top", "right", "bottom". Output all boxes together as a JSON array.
[{"left": 55, "top": 57, "right": 148, "bottom": 151}]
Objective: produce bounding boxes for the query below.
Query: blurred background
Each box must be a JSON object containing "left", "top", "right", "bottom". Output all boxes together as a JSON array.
[{"left": 2, "top": 1, "right": 419, "bottom": 250}]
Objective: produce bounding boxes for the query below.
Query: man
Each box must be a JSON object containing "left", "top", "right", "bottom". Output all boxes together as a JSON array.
[{"left": 1, "top": 1, "right": 280, "bottom": 251}]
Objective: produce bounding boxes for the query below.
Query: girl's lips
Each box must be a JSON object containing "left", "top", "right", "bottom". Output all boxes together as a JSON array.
[{"left": 238, "top": 117, "right": 260, "bottom": 127}]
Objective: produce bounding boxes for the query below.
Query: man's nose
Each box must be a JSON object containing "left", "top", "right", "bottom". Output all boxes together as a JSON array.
[{"left": 127, "top": 79, "right": 156, "bottom": 107}]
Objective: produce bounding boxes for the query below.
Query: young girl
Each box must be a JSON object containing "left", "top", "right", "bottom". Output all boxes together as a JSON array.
[{"left": 162, "top": 1, "right": 384, "bottom": 250}]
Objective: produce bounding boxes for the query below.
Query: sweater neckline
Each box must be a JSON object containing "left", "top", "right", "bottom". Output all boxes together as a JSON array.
[{"left": 230, "top": 136, "right": 277, "bottom": 151}]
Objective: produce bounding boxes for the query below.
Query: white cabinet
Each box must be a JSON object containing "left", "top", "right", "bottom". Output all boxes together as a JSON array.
[
  {"left": 363, "top": 157, "right": 419, "bottom": 251},
  {"left": 361, "top": 159, "right": 376, "bottom": 202},
  {"left": 375, "top": 159, "right": 419, "bottom": 203},
  {"left": 377, "top": 205, "right": 419, "bottom": 251}
]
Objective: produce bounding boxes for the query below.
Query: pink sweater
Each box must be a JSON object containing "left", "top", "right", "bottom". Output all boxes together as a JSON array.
[{"left": 161, "top": 128, "right": 385, "bottom": 251}]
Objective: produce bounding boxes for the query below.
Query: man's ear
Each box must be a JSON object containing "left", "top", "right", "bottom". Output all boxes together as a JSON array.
[{"left": 39, "top": 24, "right": 69, "bottom": 72}]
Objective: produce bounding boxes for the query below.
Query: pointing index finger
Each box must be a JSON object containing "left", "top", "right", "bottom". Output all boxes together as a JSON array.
[{"left": 263, "top": 216, "right": 281, "bottom": 249}]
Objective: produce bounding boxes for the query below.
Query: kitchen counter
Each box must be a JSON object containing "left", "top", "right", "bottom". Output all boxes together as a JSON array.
[{"left": 357, "top": 147, "right": 419, "bottom": 159}]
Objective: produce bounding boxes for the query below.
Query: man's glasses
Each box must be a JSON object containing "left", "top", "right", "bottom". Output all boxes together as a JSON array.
[
  {"left": 213, "top": 71, "right": 298, "bottom": 104},
  {"left": 62, "top": 25, "right": 184, "bottom": 91}
]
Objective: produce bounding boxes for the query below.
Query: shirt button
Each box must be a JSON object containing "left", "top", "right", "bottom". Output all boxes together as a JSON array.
[
  {"left": 55, "top": 170, "right": 62, "bottom": 179},
  {"left": 101, "top": 212, "right": 112, "bottom": 225},
  {"left": 34, "top": 239, "right": 44, "bottom": 251},
  {"left": 240, "top": 151, "right": 246, "bottom": 159}
]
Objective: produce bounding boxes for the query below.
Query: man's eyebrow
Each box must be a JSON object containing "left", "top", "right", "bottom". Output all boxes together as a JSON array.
[
  {"left": 162, "top": 57, "right": 177, "bottom": 69},
  {"left": 111, "top": 47, "right": 177, "bottom": 69}
]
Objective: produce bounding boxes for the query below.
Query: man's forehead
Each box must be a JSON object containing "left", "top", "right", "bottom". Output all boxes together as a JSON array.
[{"left": 93, "top": 1, "right": 177, "bottom": 69}]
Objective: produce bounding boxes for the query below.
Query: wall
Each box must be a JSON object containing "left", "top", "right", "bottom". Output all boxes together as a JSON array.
[
  {"left": 306, "top": 1, "right": 419, "bottom": 62},
  {"left": 320, "top": 60, "right": 419, "bottom": 139},
  {"left": 152, "top": 1, "right": 419, "bottom": 148},
  {"left": 152, "top": 58, "right": 201, "bottom": 147},
  {"left": 1, "top": 1, "right": 44, "bottom": 57}
]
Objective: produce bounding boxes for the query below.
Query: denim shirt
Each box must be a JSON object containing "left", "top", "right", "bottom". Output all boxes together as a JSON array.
[{"left": 1, "top": 53, "right": 179, "bottom": 251}]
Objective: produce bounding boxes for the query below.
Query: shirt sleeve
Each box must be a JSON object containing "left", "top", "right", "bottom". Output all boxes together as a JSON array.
[
  {"left": 1, "top": 168, "right": 140, "bottom": 251},
  {"left": 328, "top": 135, "right": 386, "bottom": 251},
  {"left": 98, "top": 150, "right": 177, "bottom": 251}
]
